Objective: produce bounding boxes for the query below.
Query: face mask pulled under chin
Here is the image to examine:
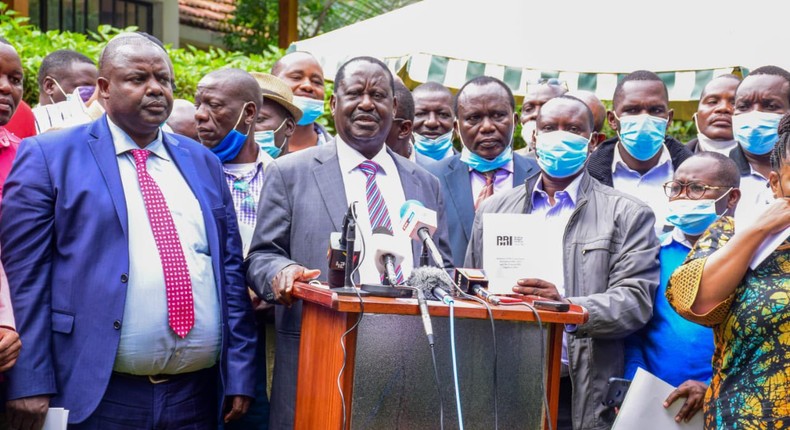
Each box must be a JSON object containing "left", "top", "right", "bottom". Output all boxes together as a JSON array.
[{"left": 210, "top": 102, "right": 252, "bottom": 163}]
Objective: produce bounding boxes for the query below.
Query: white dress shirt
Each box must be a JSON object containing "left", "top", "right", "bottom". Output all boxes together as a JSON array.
[
  {"left": 108, "top": 118, "right": 221, "bottom": 375},
  {"left": 530, "top": 172, "right": 584, "bottom": 367},
  {"left": 611, "top": 145, "right": 673, "bottom": 235},
  {"left": 336, "top": 137, "right": 415, "bottom": 284}
]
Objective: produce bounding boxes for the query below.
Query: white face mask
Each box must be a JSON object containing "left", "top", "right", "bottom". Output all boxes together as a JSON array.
[{"left": 520, "top": 121, "right": 537, "bottom": 150}]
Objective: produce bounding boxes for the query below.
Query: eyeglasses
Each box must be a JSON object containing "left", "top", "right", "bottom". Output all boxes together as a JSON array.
[{"left": 663, "top": 181, "right": 730, "bottom": 200}]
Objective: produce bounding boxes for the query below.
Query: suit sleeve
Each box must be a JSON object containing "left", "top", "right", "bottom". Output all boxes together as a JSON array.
[
  {"left": 244, "top": 161, "right": 298, "bottom": 302},
  {"left": 213, "top": 157, "right": 256, "bottom": 397},
  {"left": 567, "top": 203, "right": 659, "bottom": 339},
  {"left": 464, "top": 200, "right": 488, "bottom": 268},
  {"left": 427, "top": 173, "right": 454, "bottom": 269},
  {"left": 0, "top": 137, "right": 58, "bottom": 399}
]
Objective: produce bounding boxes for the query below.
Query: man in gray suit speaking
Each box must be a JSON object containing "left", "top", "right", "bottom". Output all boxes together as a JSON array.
[{"left": 245, "top": 56, "right": 452, "bottom": 429}]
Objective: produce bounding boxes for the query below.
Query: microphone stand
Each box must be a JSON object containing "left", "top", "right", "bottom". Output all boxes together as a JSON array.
[{"left": 332, "top": 205, "right": 367, "bottom": 296}]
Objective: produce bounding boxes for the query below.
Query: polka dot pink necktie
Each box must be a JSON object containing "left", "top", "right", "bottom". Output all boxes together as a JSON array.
[{"left": 131, "top": 149, "right": 194, "bottom": 338}]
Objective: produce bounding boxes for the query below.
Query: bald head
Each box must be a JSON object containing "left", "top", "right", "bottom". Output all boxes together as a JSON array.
[
  {"left": 99, "top": 33, "right": 170, "bottom": 77},
  {"left": 568, "top": 90, "right": 606, "bottom": 133},
  {"left": 167, "top": 99, "right": 198, "bottom": 141},
  {"left": 538, "top": 96, "right": 595, "bottom": 135},
  {"left": 198, "top": 68, "right": 263, "bottom": 109}
]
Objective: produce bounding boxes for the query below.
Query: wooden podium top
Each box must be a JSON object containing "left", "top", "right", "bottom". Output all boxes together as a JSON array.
[{"left": 293, "top": 282, "right": 588, "bottom": 325}]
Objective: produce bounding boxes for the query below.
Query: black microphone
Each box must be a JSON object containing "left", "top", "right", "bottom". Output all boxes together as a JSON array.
[
  {"left": 454, "top": 268, "right": 500, "bottom": 305},
  {"left": 399, "top": 200, "right": 444, "bottom": 268},
  {"left": 328, "top": 203, "right": 360, "bottom": 290},
  {"left": 372, "top": 227, "right": 405, "bottom": 286},
  {"left": 408, "top": 266, "right": 455, "bottom": 305}
]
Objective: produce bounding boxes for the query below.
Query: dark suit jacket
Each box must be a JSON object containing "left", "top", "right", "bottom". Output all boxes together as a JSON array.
[
  {"left": 244, "top": 142, "right": 452, "bottom": 429},
  {"left": 425, "top": 152, "right": 539, "bottom": 267},
  {"left": 0, "top": 116, "right": 256, "bottom": 423}
]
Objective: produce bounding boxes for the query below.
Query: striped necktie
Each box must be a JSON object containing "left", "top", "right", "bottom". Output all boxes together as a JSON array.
[{"left": 358, "top": 160, "right": 404, "bottom": 284}]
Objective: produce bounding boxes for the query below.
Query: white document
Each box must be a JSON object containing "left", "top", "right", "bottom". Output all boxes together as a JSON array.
[
  {"left": 42, "top": 407, "right": 69, "bottom": 430},
  {"left": 613, "top": 368, "right": 703, "bottom": 430},
  {"left": 749, "top": 225, "right": 790, "bottom": 270},
  {"left": 482, "top": 213, "right": 564, "bottom": 294}
]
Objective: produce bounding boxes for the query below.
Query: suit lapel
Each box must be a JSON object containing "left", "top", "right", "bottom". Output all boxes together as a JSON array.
[
  {"left": 392, "top": 153, "right": 423, "bottom": 263},
  {"left": 87, "top": 117, "right": 128, "bottom": 239},
  {"left": 313, "top": 146, "right": 348, "bottom": 232},
  {"left": 513, "top": 154, "right": 536, "bottom": 186},
  {"left": 445, "top": 157, "right": 475, "bottom": 239}
]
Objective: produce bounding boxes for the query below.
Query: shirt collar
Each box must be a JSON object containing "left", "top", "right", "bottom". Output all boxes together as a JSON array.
[
  {"left": 661, "top": 227, "right": 694, "bottom": 249},
  {"left": 107, "top": 116, "right": 169, "bottom": 161},
  {"left": 611, "top": 142, "right": 671, "bottom": 175},
  {"left": 336, "top": 135, "right": 396, "bottom": 176},
  {"left": 222, "top": 147, "right": 273, "bottom": 179},
  {"left": 531, "top": 172, "right": 585, "bottom": 207},
  {"left": 466, "top": 158, "right": 515, "bottom": 174}
]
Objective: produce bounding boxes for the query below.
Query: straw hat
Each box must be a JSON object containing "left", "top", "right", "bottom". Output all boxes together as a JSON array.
[{"left": 250, "top": 72, "right": 303, "bottom": 123}]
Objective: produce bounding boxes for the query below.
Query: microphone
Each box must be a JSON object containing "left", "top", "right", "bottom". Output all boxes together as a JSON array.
[
  {"left": 371, "top": 231, "right": 406, "bottom": 286},
  {"left": 454, "top": 268, "right": 500, "bottom": 305},
  {"left": 328, "top": 203, "right": 360, "bottom": 291},
  {"left": 399, "top": 200, "right": 444, "bottom": 268},
  {"left": 408, "top": 266, "right": 455, "bottom": 305}
]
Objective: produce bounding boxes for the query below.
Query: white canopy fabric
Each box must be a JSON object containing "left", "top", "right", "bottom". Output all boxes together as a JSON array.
[{"left": 291, "top": 0, "right": 787, "bottom": 105}]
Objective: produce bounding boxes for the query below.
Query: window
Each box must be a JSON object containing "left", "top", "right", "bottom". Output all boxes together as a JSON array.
[{"left": 30, "top": 0, "right": 154, "bottom": 34}]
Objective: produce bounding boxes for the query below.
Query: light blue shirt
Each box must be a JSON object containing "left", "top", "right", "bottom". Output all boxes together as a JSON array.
[
  {"left": 530, "top": 172, "right": 583, "bottom": 367},
  {"left": 108, "top": 117, "right": 221, "bottom": 375},
  {"left": 611, "top": 145, "right": 673, "bottom": 235}
]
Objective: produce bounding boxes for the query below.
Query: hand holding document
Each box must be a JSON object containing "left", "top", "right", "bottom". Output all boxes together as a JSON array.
[
  {"left": 749, "top": 225, "right": 790, "bottom": 270},
  {"left": 613, "top": 368, "right": 703, "bottom": 430},
  {"left": 482, "top": 213, "right": 564, "bottom": 295},
  {"left": 42, "top": 408, "right": 69, "bottom": 430}
]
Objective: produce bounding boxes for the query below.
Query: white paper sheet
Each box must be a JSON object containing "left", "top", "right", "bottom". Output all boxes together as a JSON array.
[
  {"left": 482, "top": 213, "right": 564, "bottom": 294},
  {"left": 749, "top": 225, "right": 790, "bottom": 270},
  {"left": 613, "top": 368, "right": 703, "bottom": 430},
  {"left": 42, "top": 408, "right": 69, "bottom": 430}
]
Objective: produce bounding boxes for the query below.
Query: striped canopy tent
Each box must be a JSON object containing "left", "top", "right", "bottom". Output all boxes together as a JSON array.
[{"left": 291, "top": 0, "right": 788, "bottom": 119}]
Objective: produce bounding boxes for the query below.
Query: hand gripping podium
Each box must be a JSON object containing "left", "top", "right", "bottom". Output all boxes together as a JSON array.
[{"left": 292, "top": 282, "right": 588, "bottom": 430}]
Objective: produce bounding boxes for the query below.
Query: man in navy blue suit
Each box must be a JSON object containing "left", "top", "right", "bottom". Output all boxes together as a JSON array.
[
  {"left": 0, "top": 34, "right": 256, "bottom": 429},
  {"left": 426, "top": 76, "right": 539, "bottom": 267}
]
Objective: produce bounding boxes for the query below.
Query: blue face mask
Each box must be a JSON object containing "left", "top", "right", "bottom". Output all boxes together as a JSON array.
[
  {"left": 732, "top": 110, "right": 782, "bottom": 155},
  {"left": 211, "top": 102, "right": 251, "bottom": 163},
  {"left": 254, "top": 119, "right": 288, "bottom": 158},
  {"left": 413, "top": 130, "right": 454, "bottom": 160},
  {"left": 666, "top": 191, "right": 730, "bottom": 235},
  {"left": 535, "top": 130, "right": 589, "bottom": 178},
  {"left": 616, "top": 113, "right": 668, "bottom": 161},
  {"left": 293, "top": 96, "right": 324, "bottom": 126},
  {"left": 459, "top": 145, "right": 513, "bottom": 173}
]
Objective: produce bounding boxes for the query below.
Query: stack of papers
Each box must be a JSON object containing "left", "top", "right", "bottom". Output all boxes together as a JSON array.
[
  {"left": 613, "top": 369, "right": 703, "bottom": 430},
  {"left": 43, "top": 408, "right": 69, "bottom": 430}
]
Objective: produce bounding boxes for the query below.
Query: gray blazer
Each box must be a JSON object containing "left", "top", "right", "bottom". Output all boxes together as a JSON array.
[
  {"left": 465, "top": 172, "right": 660, "bottom": 430},
  {"left": 245, "top": 142, "right": 453, "bottom": 429}
]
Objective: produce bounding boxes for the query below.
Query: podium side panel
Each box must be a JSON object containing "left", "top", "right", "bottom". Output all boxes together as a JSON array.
[{"left": 295, "top": 301, "right": 358, "bottom": 430}]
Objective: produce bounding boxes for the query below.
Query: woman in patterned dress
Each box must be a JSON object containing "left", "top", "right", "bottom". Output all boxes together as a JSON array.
[{"left": 666, "top": 113, "right": 790, "bottom": 429}]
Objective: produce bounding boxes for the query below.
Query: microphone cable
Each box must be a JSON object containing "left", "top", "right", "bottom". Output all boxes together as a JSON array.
[
  {"left": 448, "top": 299, "right": 464, "bottom": 430},
  {"left": 337, "top": 202, "right": 364, "bottom": 430},
  {"left": 499, "top": 301, "right": 552, "bottom": 430},
  {"left": 445, "top": 272, "right": 499, "bottom": 430},
  {"left": 430, "top": 340, "right": 445, "bottom": 430}
]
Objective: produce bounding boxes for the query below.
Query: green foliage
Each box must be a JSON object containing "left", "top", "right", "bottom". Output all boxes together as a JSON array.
[
  {"left": 224, "top": 0, "right": 420, "bottom": 55},
  {"left": 0, "top": 5, "right": 283, "bottom": 106}
]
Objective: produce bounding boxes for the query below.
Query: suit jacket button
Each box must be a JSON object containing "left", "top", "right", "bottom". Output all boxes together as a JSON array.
[
  {"left": 113, "top": 320, "right": 122, "bottom": 330},
  {"left": 120, "top": 273, "right": 128, "bottom": 283}
]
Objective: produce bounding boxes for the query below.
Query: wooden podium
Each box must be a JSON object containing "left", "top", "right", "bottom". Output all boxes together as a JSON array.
[{"left": 292, "top": 282, "right": 588, "bottom": 430}]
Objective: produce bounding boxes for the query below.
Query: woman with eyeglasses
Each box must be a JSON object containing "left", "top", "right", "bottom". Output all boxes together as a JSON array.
[{"left": 666, "top": 113, "right": 790, "bottom": 428}]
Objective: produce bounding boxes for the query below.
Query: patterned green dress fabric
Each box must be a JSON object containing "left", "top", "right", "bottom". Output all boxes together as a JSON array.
[{"left": 669, "top": 217, "right": 790, "bottom": 429}]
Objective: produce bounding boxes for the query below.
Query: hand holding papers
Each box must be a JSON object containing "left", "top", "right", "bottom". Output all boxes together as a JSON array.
[{"left": 613, "top": 368, "right": 703, "bottom": 430}]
